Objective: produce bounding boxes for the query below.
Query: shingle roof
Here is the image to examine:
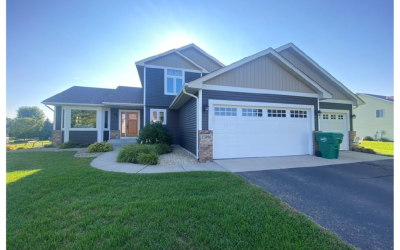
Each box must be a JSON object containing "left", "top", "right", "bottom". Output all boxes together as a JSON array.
[
  {"left": 359, "top": 93, "right": 394, "bottom": 103},
  {"left": 42, "top": 86, "right": 143, "bottom": 105}
]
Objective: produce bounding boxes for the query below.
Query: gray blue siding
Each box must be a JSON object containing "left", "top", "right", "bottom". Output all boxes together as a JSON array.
[
  {"left": 55, "top": 106, "right": 62, "bottom": 130},
  {"left": 69, "top": 131, "right": 97, "bottom": 144},
  {"left": 202, "top": 90, "right": 319, "bottom": 130},
  {"left": 178, "top": 97, "right": 197, "bottom": 155},
  {"left": 319, "top": 102, "right": 353, "bottom": 131},
  {"left": 185, "top": 72, "right": 201, "bottom": 83}
]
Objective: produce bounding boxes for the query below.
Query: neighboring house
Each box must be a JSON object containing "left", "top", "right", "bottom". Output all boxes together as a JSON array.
[
  {"left": 42, "top": 43, "right": 364, "bottom": 161},
  {"left": 353, "top": 93, "right": 394, "bottom": 141}
]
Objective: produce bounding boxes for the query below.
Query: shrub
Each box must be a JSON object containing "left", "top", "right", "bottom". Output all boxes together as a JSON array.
[
  {"left": 362, "top": 148, "right": 376, "bottom": 154},
  {"left": 43, "top": 143, "right": 54, "bottom": 148},
  {"left": 380, "top": 137, "right": 392, "bottom": 142},
  {"left": 59, "top": 141, "right": 79, "bottom": 149},
  {"left": 87, "top": 142, "right": 113, "bottom": 153},
  {"left": 117, "top": 144, "right": 153, "bottom": 163},
  {"left": 151, "top": 144, "right": 172, "bottom": 155},
  {"left": 78, "top": 143, "right": 91, "bottom": 148},
  {"left": 363, "top": 136, "right": 375, "bottom": 141},
  {"left": 6, "top": 145, "right": 15, "bottom": 151},
  {"left": 137, "top": 152, "right": 158, "bottom": 165},
  {"left": 137, "top": 122, "right": 173, "bottom": 145}
]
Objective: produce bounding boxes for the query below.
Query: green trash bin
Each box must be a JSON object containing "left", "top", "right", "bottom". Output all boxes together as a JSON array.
[{"left": 315, "top": 133, "right": 344, "bottom": 159}]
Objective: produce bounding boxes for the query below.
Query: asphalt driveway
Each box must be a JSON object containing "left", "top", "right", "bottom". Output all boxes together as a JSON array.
[{"left": 238, "top": 159, "right": 393, "bottom": 250}]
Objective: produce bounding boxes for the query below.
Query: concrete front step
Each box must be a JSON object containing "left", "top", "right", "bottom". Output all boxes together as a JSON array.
[{"left": 108, "top": 139, "right": 137, "bottom": 146}]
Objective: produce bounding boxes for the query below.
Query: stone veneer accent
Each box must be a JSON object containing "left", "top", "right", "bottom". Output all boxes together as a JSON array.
[
  {"left": 110, "top": 130, "right": 120, "bottom": 139},
  {"left": 199, "top": 130, "right": 213, "bottom": 163},
  {"left": 313, "top": 131, "right": 322, "bottom": 155},
  {"left": 349, "top": 131, "right": 357, "bottom": 150},
  {"left": 52, "top": 130, "right": 62, "bottom": 146}
]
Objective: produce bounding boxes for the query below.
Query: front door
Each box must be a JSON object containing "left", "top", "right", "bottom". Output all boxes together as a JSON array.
[{"left": 121, "top": 111, "right": 139, "bottom": 137}]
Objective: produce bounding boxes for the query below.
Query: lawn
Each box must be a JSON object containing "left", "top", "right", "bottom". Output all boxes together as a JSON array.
[
  {"left": 360, "top": 141, "right": 394, "bottom": 157},
  {"left": 7, "top": 152, "right": 352, "bottom": 249},
  {"left": 7, "top": 137, "right": 51, "bottom": 148}
]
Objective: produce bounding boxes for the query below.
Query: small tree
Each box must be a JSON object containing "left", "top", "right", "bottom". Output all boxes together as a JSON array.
[
  {"left": 16, "top": 106, "right": 45, "bottom": 121},
  {"left": 6, "top": 117, "right": 13, "bottom": 136},
  {"left": 39, "top": 118, "right": 53, "bottom": 140},
  {"left": 9, "top": 118, "right": 42, "bottom": 141}
]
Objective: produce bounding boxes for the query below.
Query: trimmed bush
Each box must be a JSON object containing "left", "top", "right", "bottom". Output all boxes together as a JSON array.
[
  {"left": 59, "top": 141, "right": 91, "bottom": 149},
  {"left": 137, "top": 152, "right": 158, "bottom": 165},
  {"left": 6, "top": 145, "right": 15, "bottom": 151},
  {"left": 380, "top": 137, "right": 392, "bottom": 142},
  {"left": 43, "top": 143, "right": 54, "bottom": 148},
  {"left": 361, "top": 148, "right": 376, "bottom": 154},
  {"left": 87, "top": 142, "right": 113, "bottom": 153},
  {"left": 137, "top": 122, "right": 173, "bottom": 145},
  {"left": 117, "top": 144, "right": 153, "bottom": 163},
  {"left": 151, "top": 144, "right": 172, "bottom": 155},
  {"left": 363, "top": 136, "right": 374, "bottom": 141}
]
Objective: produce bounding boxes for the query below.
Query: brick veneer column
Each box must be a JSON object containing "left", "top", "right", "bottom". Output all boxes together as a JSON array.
[
  {"left": 110, "top": 130, "right": 120, "bottom": 139},
  {"left": 349, "top": 131, "right": 357, "bottom": 150},
  {"left": 199, "top": 130, "right": 213, "bottom": 163},
  {"left": 313, "top": 131, "right": 322, "bottom": 155},
  {"left": 52, "top": 130, "right": 62, "bottom": 146}
]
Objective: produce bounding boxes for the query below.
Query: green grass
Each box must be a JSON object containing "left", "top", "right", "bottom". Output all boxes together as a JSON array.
[
  {"left": 7, "top": 137, "right": 51, "bottom": 148},
  {"left": 7, "top": 152, "right": 353, "bottom": 249},
  {"left": 360, "top": 141, "right": 394, "bottom": 157}
]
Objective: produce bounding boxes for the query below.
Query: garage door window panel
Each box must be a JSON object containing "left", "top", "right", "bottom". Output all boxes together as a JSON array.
[
  {"left": 290, "top": 110, "right": 308, "bottom": 118},
  {"left": 242, "top": 108, "right": 262, "bottom": 117},
  {"left": 268, "top": 109, "right": 286, "bottom": 117},
  {"left": 215, "top": 107, "right": 237, "bottom": 117}
]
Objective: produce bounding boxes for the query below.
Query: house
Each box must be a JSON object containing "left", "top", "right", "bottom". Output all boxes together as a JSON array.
[
  {"left": 353, "top": 93, "right": 394, "bottom": 141},
  {"left": 42, "top": 43, "right": 364, "bottom": 162}
]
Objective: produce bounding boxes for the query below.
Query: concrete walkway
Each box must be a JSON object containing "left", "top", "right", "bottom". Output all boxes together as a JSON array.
[
  {"left": 90, "top": 149, "right": 392, "bottom": 174},
  {"left": 90, "top": 150, "right": 227, "bottom": 174}
]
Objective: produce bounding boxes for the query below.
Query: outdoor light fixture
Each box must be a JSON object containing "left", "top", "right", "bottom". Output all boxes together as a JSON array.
[
  {"left": 315, "top": 110, "right": 322, "bottom": 116},
  {"left": 352, "top": 114, "right": 356, "bottom": 119},
  {"left": 203, "top": 104, "right": 209, "bottom": 111}
]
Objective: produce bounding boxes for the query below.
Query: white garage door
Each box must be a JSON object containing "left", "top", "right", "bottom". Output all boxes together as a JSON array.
[
  {"left": 211, "top": 104, "right": 312, "bottom": 159},
  {"left": 320, "top": 112, "right": 349, "bottom": 150}
]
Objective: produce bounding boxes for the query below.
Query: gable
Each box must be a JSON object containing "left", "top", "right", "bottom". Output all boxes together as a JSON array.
[
  {"left": 145, "top": 52, "right": 201, "bottom": 70},
  {"left": 179, "top": 47, "right": 223, "bottom": 72},
  {"left": 279, "top": 48, "right": 351, "bottom": 101},
  {"left": 204, "top": 55, "right": 316, "bottom": 94}
]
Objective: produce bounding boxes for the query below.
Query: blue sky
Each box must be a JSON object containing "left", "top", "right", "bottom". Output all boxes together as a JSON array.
[{"left": 6, "top": 0, "right": 393, "bottom": 121}]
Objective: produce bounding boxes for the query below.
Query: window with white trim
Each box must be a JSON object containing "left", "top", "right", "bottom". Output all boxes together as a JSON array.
[
  {"left": 242, "top": 108, "right": 263, "bottom": 117},
  {"left": 290, "top": 110, "right": 308, "bottom": 118},
  {"left": 215, "top": 107, "right": 237, "bottom": 116},
  {"left": 338, "top": 115, "right": 344, "bottom": 120},
  {"left": 70, "top": 110, "right": 97, "bottom": 128},
  {"left": 104, "top": 110, "right": 109, "bottom": 129},
  {"left": 267, "top": 109, "right": 286, "bottom": 117},
  {"left": 62, "top": 109, "right": 65, "bottom": 129},
  {"left": 150, "top": 109, "right": 167, "bottom": 125},
  {"left": 165, "top": 69, "right": 183, "bottom": 95},
  {"left": 322, "top": 114, "right": 329, "bottom": 119},
  {"left": 376, "top": 109, "right": 384, "bottom": 118},
  {"left": 331, "top": 115, "right": 336, "bottom": 119}
]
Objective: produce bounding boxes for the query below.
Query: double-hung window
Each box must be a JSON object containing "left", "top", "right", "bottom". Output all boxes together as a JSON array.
[
  {"left": 165, "top": 69, "right": 183, "bottom": 95},
  {"left": 376, "top": 109, "right": 384, "bottom": 118},
  {"left": 150, "top": 109, "right": 167, "bottom": 125}
]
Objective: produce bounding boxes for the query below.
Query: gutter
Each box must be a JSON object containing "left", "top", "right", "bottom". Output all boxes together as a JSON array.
[
  {"left": 182, "top": 84, "right": 199, "bottom": 159},
  {"left": 44, "top": 104, "right": 54, "bottom": 112}
]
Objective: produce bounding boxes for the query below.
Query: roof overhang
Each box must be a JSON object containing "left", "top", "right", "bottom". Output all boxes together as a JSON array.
[
  {"left": 169, "top": 84, "right": 200, "bottom": 109},
  {"left": 275, "top": 43, "right": 365, "bottom": 106},
  {"left": 135, "top": 49, "right": 209, "bottom": 73},
  {"left": 357, "top": 93, "right": 393, "bottom": 104},
  {"left": 187, "top": 48, "right": 333, "bottom": 99},
  {"left": 41, "top": 102, "right": 104, "bottom": 107}
]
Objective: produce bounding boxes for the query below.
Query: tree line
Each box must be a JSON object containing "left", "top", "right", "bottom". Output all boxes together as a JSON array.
[{"left": 6, "top": 106, "right": 53, "bottom": 141}]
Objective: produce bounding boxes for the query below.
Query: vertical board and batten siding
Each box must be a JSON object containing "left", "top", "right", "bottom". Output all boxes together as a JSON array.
[
  {"left": 179, "top": 47, "right": 222, "bottom": 72},
  {"left": 204, "top": 55, "right": 316, "bottom": 94},
  {"left": 145, "top": 52, "right": 201, "bottom": 71},
  {"left": 110, "top": 108, "right": 144, "bottom": 131},
  {"left": 145, "top": 107, "right": 179, "bottom": 144},
  {"left": 55, "top": 106, "right": 62, "bottom": 130},
  {"left": 202, "top": 90, "right": 319, "bottom": 130},
  {"left": 178, "top": 97, "right": 197, "bottom": 155},
  {"left": 319, "top": 102, "right": 353, "bottom": 131},
  {"left": 69, "top": 131, "right": 97, "bottom": 144},
  {"left": 279, "top": 49, "right": 351, "bottom": 101}
]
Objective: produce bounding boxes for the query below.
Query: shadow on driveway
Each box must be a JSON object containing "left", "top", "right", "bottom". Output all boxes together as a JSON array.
[{"left": 238, "top": 159, "right": 393, "bottom": 250}]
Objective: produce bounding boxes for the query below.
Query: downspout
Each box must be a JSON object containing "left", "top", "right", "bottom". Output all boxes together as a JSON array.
[{"left": 182, "top": 84, "right": 199, "bottom": 159}]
